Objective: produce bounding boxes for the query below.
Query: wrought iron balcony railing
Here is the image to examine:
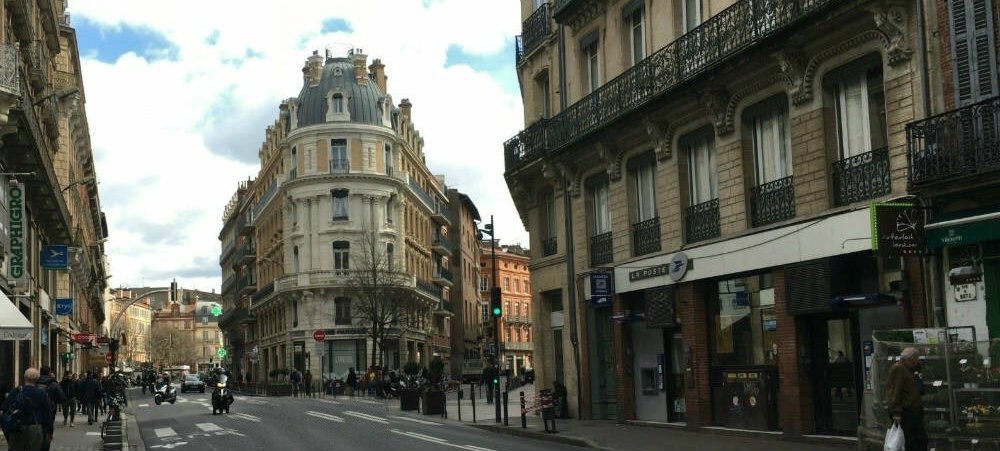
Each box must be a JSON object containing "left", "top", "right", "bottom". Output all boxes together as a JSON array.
[
  {"left": 832, "top": 147, "right": 891, "bottom": 206},
  {"left": 521, "top": 3, "right": 550, "bottom": 56},
  {"left": 408, "top": 176, "right": 437, "bottom": 210},
  {"left": 329, "top": 159, "right": 350, "bottom": 174},
  {"left": 416, "top": 279, "right": 441, "bottom": 298},
  {"left": 515, "top": 35, "right": 525, "bottom": 65},
  {"left": 253, "top": 180, "right": 279, "bottom": 219},
  {"left": 221, "top": 274, "right": 236, "bottom": 294},
  {"left": 251, "top": 282, "right": 275, "bottom": 302},
  {"left": 589, "top": 231, "right": 613, "bottom": 267},
  {"left": 0, "top": 44, "right": 20, "bottom": 96},
  {"left": 631, "top": 217, "right": 661, "bottom": 256},
  {"left": 750, "top": 176, "right": 795, "bottom": 227},
  {"left": 685, "top": 198, "right": 721, "bottom": 243},
  {"left": 505, "top": 0, "right": 835, "bottom": 171},
  {"left": 541, "top": 236, "right": 557, "bottom": 257},
  {"left": 907, "top": 96, "right": 1000, "bottom": 188}
]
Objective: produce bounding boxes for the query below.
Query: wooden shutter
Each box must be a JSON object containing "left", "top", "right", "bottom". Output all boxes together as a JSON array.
[{"left": 950, "top": 0, "right": 998, "bottom": 106}]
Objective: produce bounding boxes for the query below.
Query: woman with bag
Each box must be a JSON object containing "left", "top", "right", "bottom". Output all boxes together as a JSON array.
[{"left": 885, "top": 347, "right": 927, "bottom": 451}]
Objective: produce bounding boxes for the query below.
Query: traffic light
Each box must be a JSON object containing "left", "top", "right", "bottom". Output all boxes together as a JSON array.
[
  {"left": 170, "top": 280, "right": 178, "bottom": 302},
  {"left": 490, "top": 287, "right": 502, "bottom": 317}
]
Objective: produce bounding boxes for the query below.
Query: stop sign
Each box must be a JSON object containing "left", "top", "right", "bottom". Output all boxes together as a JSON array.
[
  {"left": 313, "top": 330, "right": 326, "bottom": 342},
  {"left": 105, "top": 353, "right": 113, "bottom": 364}
]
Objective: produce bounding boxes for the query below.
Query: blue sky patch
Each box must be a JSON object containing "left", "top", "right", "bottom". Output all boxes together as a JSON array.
[
  {"left": 445, "top": 42, "right": 518, "bottom": 93},
  {"left": 75, "top": 17, "right": 178, "bottom": 63},
  {"left": 206, "top": 30, "right": 220, "bottom": 46},
  {"left": 321, "top": 18, "right": 352, "bottom": 34}
]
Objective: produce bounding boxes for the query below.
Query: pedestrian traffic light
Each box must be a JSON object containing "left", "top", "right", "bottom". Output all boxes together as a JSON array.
[
  {"left": 490, "top": 287, "right": 502, "bottom": 317},
  {"left": 170, "top": 280, "right": 178, "bottom": 302}
]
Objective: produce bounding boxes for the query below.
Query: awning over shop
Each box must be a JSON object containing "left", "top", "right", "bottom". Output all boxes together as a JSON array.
[
  {"left": 925, "top": 209, "right": 1000, "bottom": 249},
  {"left": 0, "top": 291, "right": 33, "bottom": 340},
  {"left": 831, "top": 293, "right": 897, "bottom": 311}
]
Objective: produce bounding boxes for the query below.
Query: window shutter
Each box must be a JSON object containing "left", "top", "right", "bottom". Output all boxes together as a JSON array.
[
  {"left": 971, "top": 0, "right": 998, "bottom": 100},
  {"left": 950, "top": 0, "right": 998, "bottom": 106}
]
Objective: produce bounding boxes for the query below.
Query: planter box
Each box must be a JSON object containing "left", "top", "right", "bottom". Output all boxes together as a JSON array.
[
  {"left": 400, "top": 388, "right": 421, "bottom": 411},
  {"left": 422, "top": 390, "right": 446, "bottom": 416}
]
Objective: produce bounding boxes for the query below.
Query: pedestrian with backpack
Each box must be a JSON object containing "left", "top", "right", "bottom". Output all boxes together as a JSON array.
[
  {"left": 35, "top": 367, "right": 62, "bottom": 451},
  {"left": 59, "top": 373, "right": 77, "bottom": 427},
  {"left": 1, "top": 367, "right": 54, "bottom": 451},
  {"left": 81, "top": 373, "right": 101, "bottom": 425}
]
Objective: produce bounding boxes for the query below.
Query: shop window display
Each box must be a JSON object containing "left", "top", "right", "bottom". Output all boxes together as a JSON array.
[{"left": 712, "top": 275, "right": 778, "bottom": 365}]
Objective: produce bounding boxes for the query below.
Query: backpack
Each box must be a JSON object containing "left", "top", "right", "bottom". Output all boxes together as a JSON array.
[{"left": 0, "top": 387, "right": 33, "bottom": 434}]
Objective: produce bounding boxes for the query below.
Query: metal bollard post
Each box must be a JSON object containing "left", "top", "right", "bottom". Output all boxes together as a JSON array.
[
  {"left": 520, "top": 391, "right": 526, "bottom": 428},
  {"left": 470, "top": 382, "right": 477, "bottom": 423},
  {"left": 502, "top": 391, "right": 509, "bottom": 426},
  {"left": 458, "top": 389, "right": 463, "bottom": 422}
]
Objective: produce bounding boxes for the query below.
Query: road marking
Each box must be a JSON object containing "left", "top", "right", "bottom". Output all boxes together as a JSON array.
[
  {"left": 195, "top": 423, "right": 223, "bottom": 432},
  {"left": 154, "top": 427, "right": 178, "bottom": 438},
  {"left": 150, "top": 442, "right": 188, "bottom": 449},
  {"left": 464, "top": 447, "right": 497, "bottom": 451},
  {"left": 86, "top": 432, "right": 102, "bottom": 436},
  {"left": 138, "top": 403, "right": 150, "bottom": 407},
  {"left": 196, "top": 398, "right": 208, "bottom": 402},
  {"left": 231, "top": 413, "right": 261, "bottom": 422},
  {"left": 390, "top": 430, "right": 465, "bottom": 450},
  {"left": 306, "top": 411, "right": 345, "bottom": 422},
  {"left": 355, "top": 399, "right": 381, "bottom": 405},
  {"left": 405, "top": 431, "right": 448, "bottom": 442},
  {"left": 391, "top": 416, "right": 441, "bottom": 426},
  {"left": 318, "top": 399, "right": 341, "bottom": 405},
  {"left": 344, "top": 411, "right": 389, "bottom": 424}
]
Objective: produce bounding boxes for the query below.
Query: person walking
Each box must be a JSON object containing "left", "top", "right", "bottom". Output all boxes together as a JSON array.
[
  {"left": 886, "top": 347, "right": 927, "bottom": 451},
  {"left": 59, "top": 373, "right": 77, "bottom": 427},
  {"left": 346, "top": 368, "right": 357, "bottom": 396},
  {"left": 303, "top": 370, "right": 313, "bottom": 397},
  {"left": 289, "top": 369, "right": 302, "bottom": 398},
  {"left": 1, "top": 367, "right": 54, "bottom": 451},
  {"left": 81, "top": 373, "right": 102, "bottom": 426},
  {"left": 482, "top": 364, "right": 495, "bottom": 404}
]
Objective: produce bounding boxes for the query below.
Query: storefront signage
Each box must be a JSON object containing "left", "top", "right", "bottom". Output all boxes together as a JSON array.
[
  {"left": 871, "top": 203, "right": 925, "bottom": 257},
  {"left": 954, "top": 283, "right": 978, "bottom": 302},
  {"left": 668, "top": 252, "right": 690, "bottom": 282},
  {"left": 8, "top": 181, "right": 25, "bottom": 288},
  {"left": 71, "top": 332, "right": 96, "bottom": 344},
  {"left": 629, "top": 263, "right": 670, "bottom": 282},
  {"left": 55, "top": 298, "right": 73, "bottom": 315},
  {"left": 40, "top": 245, "right": 69, "bottom": 269},
  {"left": 590, "top": 272, "right": 613, "bottom": 307}
]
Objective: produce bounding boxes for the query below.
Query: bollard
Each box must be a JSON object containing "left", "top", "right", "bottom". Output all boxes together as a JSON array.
[
  {"left": 458, "top": 389, "right": 463, "bottom": 422},
  {"left": 502, "top": 391, "right": 509, "bottom": 426},
  {"left": 470, "top": 382, "right": 477, "bottom": 423},
  {"left": 520, "top": 391, "right": 526, "bottom": 428}
]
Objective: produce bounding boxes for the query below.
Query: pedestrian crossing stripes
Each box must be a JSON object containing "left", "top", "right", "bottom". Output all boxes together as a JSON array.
[
  {"left": 391, "top": 416, "right": 441, "bottom": 426},
  {"left": 318, "top": 399, "right": 342, "bottom": 405},
  {"left": 305, "top": 411, "right": 345, "bottom": 422},
  {"left": 138, "top": 403, "right": 150, "bottom": 407},
  {"left": 231, "top": 413, "right": 261, "bottom": 422},
  {"left": 355, "top": 399, "right": 381, "bottom": 405},
  {"left": 344, "top": 411, "right": 389, "bottom": 424}
]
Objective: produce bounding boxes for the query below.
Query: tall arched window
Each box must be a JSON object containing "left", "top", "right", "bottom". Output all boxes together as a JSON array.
[
  {"left": 293, "top": 246, "right": 300, "bottom": 273},
  {"left": 386, "top": 243, "right": 394, "bottom": 271}
]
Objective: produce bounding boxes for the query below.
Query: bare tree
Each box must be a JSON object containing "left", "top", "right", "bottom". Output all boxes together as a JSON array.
[
  {"left": 149, "top": 326, "right": 198, "bottom": 370},
  {"left": 347, "top": 231, "right": 425, "bottom": 368}
]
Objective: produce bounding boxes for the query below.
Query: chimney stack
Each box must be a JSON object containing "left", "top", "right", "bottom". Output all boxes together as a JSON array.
[
  {"left": 351, "top": 48, "right": 368, "bottom": 85},
  {"left": 368, "top": 58, "right": 387, "bottom": 94},
  {"left": 399, "top": 98, "right": 412, "bottom": 121},
  {"left": 303, "top": 50, "right": 324, "bottom": 87}
]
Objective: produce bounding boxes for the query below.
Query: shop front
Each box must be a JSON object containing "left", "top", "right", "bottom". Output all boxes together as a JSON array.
[{"left": 620, "top": 287, "right": 681, "bottom": 423}]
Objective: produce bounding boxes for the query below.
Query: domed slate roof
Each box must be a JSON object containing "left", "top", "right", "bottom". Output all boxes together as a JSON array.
[{"left": 296, "top": 57, "right": 384, "bottom": 127}]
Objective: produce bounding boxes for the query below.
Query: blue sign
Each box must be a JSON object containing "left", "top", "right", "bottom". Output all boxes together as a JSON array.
[
  {"left": 590, "top": 272, "right": 613, "bottom": 307},
  {"left": 40, "top": 245, "right": 69, "bottom": 269},
  {"left": 55, "top": 298, "right": 73, "bottom": 316}
]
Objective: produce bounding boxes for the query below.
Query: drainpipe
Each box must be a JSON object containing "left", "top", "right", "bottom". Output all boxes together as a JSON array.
[
  {"left": 917, "top": 0, "right": 932, "bottom": 118},
  {"left": 916, "top": 0, "right": 940, "bottom": 325}
]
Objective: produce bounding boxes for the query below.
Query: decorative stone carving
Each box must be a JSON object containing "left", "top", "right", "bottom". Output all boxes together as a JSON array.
[
  {"left": 642, "top": 119, "right": 674, "bottom": 161},
  {"left": 555, "top": 162, "right": 582, "bottom": 197},
  {"left": 869, "top": 3, "right": 912, "bottom": 65},
  {"left": 723, "top": 74, "right": 787, "bottom": 132},
  {"left": 594, "top": 141, "right": 625, "bottom": 179},
  {"left": 773, "top": 50, "right": 807, "bottom": 102},
  {"left": 797, "top": 30, "right": 887, "bottom": 105},
  {"left": 700, "top": 89, "right": 730, "bottom": 134},
  {"left": 564, "top": 0, "right": 609, "bottom": 32}
]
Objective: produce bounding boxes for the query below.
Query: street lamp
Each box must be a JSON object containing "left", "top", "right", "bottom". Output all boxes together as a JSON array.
[
  {"left": 61, "top": 175, "right": 95, "bottom": 192},
  {"left": 479, "top": 215, "right": 501, "bottom": 423}
]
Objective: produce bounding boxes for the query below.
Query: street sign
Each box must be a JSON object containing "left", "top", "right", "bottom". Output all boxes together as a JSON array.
[
  {"left": 590, "top": 272, "right": 613, "bottom": 307},
  {"left": 217, "top": 348, "right": 227, "bottom": 358},
  {"left": 40, "top": 245, "right": 69, "bottom": 269},
  {"left": 71, "top": 332, "right": 95, "bottom": 344},
  {"left": 313, "top": 330, "right": 326, "bottom": 342},
  {"left": 55, "top": 298, "right": 73, "bottom": 316},
  {"left": 211, "top": 305, "right": 222, "bottom": 316}
]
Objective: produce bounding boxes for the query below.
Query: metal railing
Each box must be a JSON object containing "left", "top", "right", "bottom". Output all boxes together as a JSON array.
[
  {"left": 832, "top": 147, "right": 891, "bottom": 206},
  {"left": 408, "top": 176, "right": 436, "bottom": 210},
  {"left": 252, "top": 282, "right": 275, "bottom": 302},
  {"left": 234, "top": 241, "right": 256, "bottom": 264},
  {"left": 515, "top": 35, "right": 525, "bottom": 65},
  {"left": 253, "top": 180, "right": 279, "bottom": 218},
  {"left": 750, "top": 175, "right": 795, "bottom": 227},
  {"left": 505, "top": 0, "right": 835, "bottom": 171},
  {"left": 221, "top": 274, "right": 236, "bottom": 294},
  {"left": 589, "top": 231, "right": 612, "bottom": 267},
  {"left": 685, "top": 198, "right": 721, "bottom": 243},
  {"left": 521, "top": 3, "right": 550, "bottom": 55},
  {"left": 907, "top": 96, "right": 1000, "bottom": 188},
  {"left": 0, "top": 44, "right": 19, "bottom": 96},
  {"left": 631, "top": 217, "right": 661, "bottom": 256},
  {"left": 434, "top": 267, "right": 453, "bottom": 282},
  {"left": 541, "top": 236, "right": 557, "bottom": 257},
  {"left": 503, "top": 342, "right": 533, "bottom": 351},
  {"left": 416, "top": 279, "right": 440, "bottom": 298},
  {"left": 329, "top": 159, "right": 350, "bottom": 174}
]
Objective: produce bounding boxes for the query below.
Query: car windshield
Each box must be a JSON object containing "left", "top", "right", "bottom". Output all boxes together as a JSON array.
[{"left": 185, "top": 375, "right": 200, "bottom": 382}]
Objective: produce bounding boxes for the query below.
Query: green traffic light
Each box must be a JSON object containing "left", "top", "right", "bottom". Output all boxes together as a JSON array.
[{"left": 492, "top": 307, "right": 501, "bottom": 316}]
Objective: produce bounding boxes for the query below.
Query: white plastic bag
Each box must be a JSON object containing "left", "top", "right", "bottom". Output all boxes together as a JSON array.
[{"left": 884, "top": 422, "right": 905, "bottom": 451}]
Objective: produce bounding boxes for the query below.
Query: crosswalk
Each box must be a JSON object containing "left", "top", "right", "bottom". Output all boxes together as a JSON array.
[{"left": 305, "top": 410, "right": 345, "bottom": 422}]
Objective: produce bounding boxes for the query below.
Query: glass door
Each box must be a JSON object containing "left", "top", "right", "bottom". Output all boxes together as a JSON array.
[
  {"left": 667, "top": 331, "right": 687, "bottom": 422},
  {"left": 811, "top": 317, "right": 860, "bottom": 434}
]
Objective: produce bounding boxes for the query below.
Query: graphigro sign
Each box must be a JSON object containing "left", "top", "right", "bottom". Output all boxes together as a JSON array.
[{"left": 8, "top": 181, "right": 24, "bottom": 287}]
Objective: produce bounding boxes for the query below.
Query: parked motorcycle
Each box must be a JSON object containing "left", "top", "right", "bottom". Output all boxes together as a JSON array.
[
  {"left": 154, "top": 383, "right": 177, "bottom": 405},
  {"left": 212, "top": 375, "right": 233, "bottom": 415}
]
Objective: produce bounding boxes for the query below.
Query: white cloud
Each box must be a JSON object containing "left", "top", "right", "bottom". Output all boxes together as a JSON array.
[{"left": 74, "top": 0, "right": 528, "bottom": 291}]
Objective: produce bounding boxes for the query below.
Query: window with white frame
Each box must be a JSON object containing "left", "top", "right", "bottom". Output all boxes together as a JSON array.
[
  {"left": 384, "top": 143, "right": 393, "bottom": 176},
  {"left": 828, "top": 56, "right": 887, "bottom": 159},
  {"left": 589, "top": 176, "right": 611, "bottom": 234},
  {"left": 290, "top": 146, "right": 298, "bottom": 178},
  {"left": 333, "top": 241, "right": 350, "bottom": 274},
  {"left": 684, "top": 0, "right": 702, "bottom": 32},
  {"left": 683, "top": 127, "right": 718, "bottom": 205},
  {"left": 748, "top": 96, "right": 792, "bottom": 184},
  {"left": 332, "top": 189, "right": 349, "bottom": 219},
  {"left": 629, "top": 153, "right": 657, "bottom": 221},
  {"left": 332, "top": 94, "right": 344, "bottom": 113},
  {"left": 330, "top": 139, "right": 348, "bottom": 172},
  {"left": 624, "top": 1, "right": 645, "bottom": 66},
  {"left": 480, "top": 276, "right": 489, "bottom": 292},
  {"left": 581, "top": 32, "right": 600, "bottom": 93}
]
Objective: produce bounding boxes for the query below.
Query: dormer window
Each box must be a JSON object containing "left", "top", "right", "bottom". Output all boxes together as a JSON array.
[
  {"left": 332, "top": 94, "right": 344, "bottom": 113},
  {"left": 326, "top": 90, "right": 350, "bottom": 122}
]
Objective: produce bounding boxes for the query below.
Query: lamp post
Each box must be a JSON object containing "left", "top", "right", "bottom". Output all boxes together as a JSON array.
[
  {"left": 480, "top": 215, "right": 501, "bottom": 423},
  {"left": 109, "top": 284, "right": 176, "bottom": 373},
  {"left": 61, "top": 175, "right": 95, "bottom": 192}
]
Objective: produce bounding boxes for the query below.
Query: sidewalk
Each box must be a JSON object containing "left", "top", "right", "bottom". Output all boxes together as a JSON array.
[{"left": 0, "top": 412, "right": 104, "bottom": 451}]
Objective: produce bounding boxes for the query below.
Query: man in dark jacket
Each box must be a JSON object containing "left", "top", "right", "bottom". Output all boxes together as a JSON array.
[
  {"left": 58, "top": 373, "right": 77, "bottom": 427},
  {"left": 2, "top": 367, "right": 54, "bottom": 451},
  {"left": 36, "top": 367, "right": 62, "bottom": 424},
  {"left": 81, "top": 373, "right": 102, "bottom": 425},
  {"left": 886, "top": 347, "right": 927, "bottom": 451}
]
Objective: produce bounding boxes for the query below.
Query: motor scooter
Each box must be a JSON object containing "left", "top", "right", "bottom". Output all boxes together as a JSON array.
[
  {"left": 212, "top": 374, "right": 233, "bottom": 415},
  {"left": 154, "top": 382, "right": 177, "bottom": 405}
]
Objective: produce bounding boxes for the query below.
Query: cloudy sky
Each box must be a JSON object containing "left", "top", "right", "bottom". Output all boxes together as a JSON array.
[{"left": 72, "top": 0, "right": 528, "bottom": 292}]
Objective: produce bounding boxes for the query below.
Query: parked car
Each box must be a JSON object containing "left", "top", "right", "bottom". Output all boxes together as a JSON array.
[{"left": 181, "top": 374, "right": 206, "bottom": 393}]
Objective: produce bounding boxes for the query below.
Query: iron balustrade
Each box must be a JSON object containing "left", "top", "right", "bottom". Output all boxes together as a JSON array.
[
  {"left": 0, "top": 44, "right": 19, "bottom": 96},
  {"left": 832, "top": 147, "right": 891, "bottom": 206},
  {"left": 522, "top": 3, "right": 550, "bottom": 55},
  {"left": 234, "top": 242, "right": 256, "bottom": 264},
  {"left": 542, "top": 236, "right": 558, "bottom": 256},
  {"left": 434, "top": 267, "right": 453, "bottom": 282},
  {"left": 416, "top": 279, "right": 441, "bottom": 298},
  {"left": 329, "top": 159, "right": 350, "bottom": 174},
  {"left": 685, "top": 198, "right": 721, "bottom": 243},
  {"left": 251, "top": 282, "right": 275, "bottom": 303},
  {"left": 631, "top": 217, "right": 661, "bottom": 256},
  {"left": 589, "top": 231, "right": 613, "bottom": 267},
  {"left": 408, "top": 176, "right": 437, "bottom": 209},
  {"left": 750, "top": 176, "right": 795, "bottom": 227},
  {"left": 504, "top": 0, "right": 835, "bottom": 171},
  {"left": 221, "top": 274, "right": 236, "bottom": 294},
  {"left": 253, "top": 180, "right": 279, "bottom": 219},
  {"left": 907, "top": 96, "right": 1000, "bottom": 188}
]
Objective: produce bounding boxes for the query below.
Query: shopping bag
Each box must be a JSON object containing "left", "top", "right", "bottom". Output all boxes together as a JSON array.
[{"left": 884, "top": 422, "right": 905, "bottom": 451}]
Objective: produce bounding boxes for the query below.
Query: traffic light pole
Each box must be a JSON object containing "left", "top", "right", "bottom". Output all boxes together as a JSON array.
[
  {"left": 490, "top": 216, "right": 501, "bottom": 424},
  {"left": 108, "top": 282, "right": 177, "bottom": 373}
]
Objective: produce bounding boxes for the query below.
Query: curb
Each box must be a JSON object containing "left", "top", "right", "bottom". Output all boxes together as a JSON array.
[
  {"left": 124, "top": 413, "right": 146, "bottom": 451},
  {"left": 466, "top": 423, "right": 610, "bottom": 450}
]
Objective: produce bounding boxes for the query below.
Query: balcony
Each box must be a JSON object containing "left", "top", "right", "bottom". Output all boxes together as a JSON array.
[
  {"left": 329, "top": 159, "right": 350, "bottom": 174},
  {"left": 505, "top": 0, "right": 836, "bottom": 171},
  {"left": 431, "top": 237, "right": 452, "bottom": 256},
  {"left": 506, "top": 315, "right": 532, "bottom": 325},
  {"left": 221, "top": 274, "right": 236, "bottom": 294},
  {"left": 907, "top": 96, "right": 1000, "bottom": 189},
  {"left": 433, "top": 268, "right": 454, "bottom": 288},
  {"left": 237, "top": 214, "right": 254, "bottom": 237},
  {"left": 238, "top": 274, "right": 257, "bottom": 295},
  {"left": 521, "top": 3, "right": 551, "bottom": 57},
  {"left": 408, "top": 176, "right": 436, "bottom": 210},
  {"left": 631, "top": 217, "right": 661, "bottom": 257},
  {"left": 589, "top": 232, "right": 612, "bottom": 267},
  {"left": 431, "top": 203, "right": 451, "bottom": 226},
  {"left": 234, "top": 242, "right": 256, "bottom": 265},
  {"left": 833, "top": 147, "right": 891, "bottom": 206},
  {"left": 685, "top": 198, "right": 721, "bottom": 243},
  {"left": 253, "top": 180, "right": 279, "bottom": 219},
  {"left": 0, "top": 44, "right": 20, "bottom": 125},
  {"left": 435, "top": 301, "right": 455, "bottom": 317},
  {"left": 416, "top": 279, "right": 441, "bottom": 299},
  {"left": 251, "top": 282, "right": 275, "bottom": 303},
  {"left": 541, "top": 236, "right": 557, "bottom": 257},
  {"left": 750, "top": 176, "right": 796, "bottom": 227}
]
